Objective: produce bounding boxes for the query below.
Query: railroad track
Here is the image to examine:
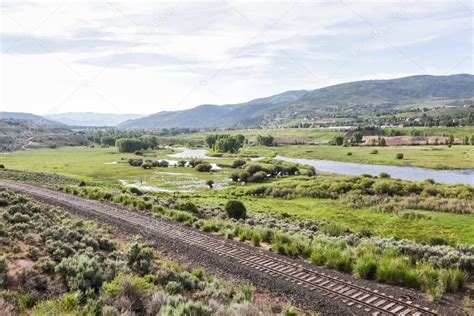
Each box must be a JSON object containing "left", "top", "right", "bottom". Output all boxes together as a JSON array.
[{"left": 0, "top": 180, "right": 438, "bottom": 316}]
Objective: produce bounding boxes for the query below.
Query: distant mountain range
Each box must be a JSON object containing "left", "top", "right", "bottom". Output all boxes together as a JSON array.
[
  {"left": 45, "top": 112, "right": 144, "bottom": 127},
  {"left": 119, "top": 74, "right": 474, "bottom": 129},
  {"left": 2, "top": 74, "right": 472, "bottom": 130}
]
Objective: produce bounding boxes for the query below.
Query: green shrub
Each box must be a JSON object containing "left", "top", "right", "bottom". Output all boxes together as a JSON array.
[
  {"left": 354, "top": 255, "right": 377, "bottom": 279},
  {"left": 165, "top": 281, "right": 184, "bottom": 295},
  {"left": 129, "top": 187, "right": 143, "bottom": 196},
  {"left": 225, "top": 200, "right": 247, "bottom": 220},
  {"left": 325, "top": 248, "right": 352, "bottom": 273},
  {"left": 55, "top": 254, "right": 104, "bottom": 292},
  {"left": 376, "top": 256, "right": 412, "bottom": 286},
  {"left": 36, "top": 258, "right": 56, "bottom": 274},
  {"left": 232, "top": 159, "right": 246, "bottom": 168},
  {"left": 178, "top": 201, "right": 199, "bottom": 214},
  {"left": 251, "top": 233, "right": 261, "bottom": 247},
  {"left": 166, "top": 300, "right": 212, "bottom": 316},
  {"left": 27, "top": 246, "right": 40, "bottom": 261},
  {"left": 126, "top": 243, "right": 155, "bottom": 276},
  {"left": 396, "top": 153, "right": 404, "bottom": 159},
  {"left": 428, "top": 236, "right": 449, "bottom": 246},
  {"left": 196, "top": 163, "right": 212, "bottom": 172},
  {"left": 370, "top": 149, "right": 378, "bottom": 154},
  {"left": 0, "top": 256, "right": 8, "bottom": 288}
]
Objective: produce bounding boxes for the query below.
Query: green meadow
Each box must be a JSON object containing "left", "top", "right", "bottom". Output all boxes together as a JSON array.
[
  {"left": 242, "top": 144, "right": 474, "bottom": 169},
  {"left": 1, "top": 146, "right": 473, "bottom": 244}
]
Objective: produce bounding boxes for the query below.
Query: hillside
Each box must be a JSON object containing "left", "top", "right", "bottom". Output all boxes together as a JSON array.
[
  {"left": 118, "top": 90, "right": 307, "bottom": 129},
  {"left": 0, "top": 112, "right": 62, "bottom": 126},
  {"left": 0, "top": 119, "right": 88, "bottom": 151},
  {"left": 119, "top": 74, "right": 474, "bottom": 129},
  {"left": 45, "top": 112, "right": 144, "bottom": 126}
]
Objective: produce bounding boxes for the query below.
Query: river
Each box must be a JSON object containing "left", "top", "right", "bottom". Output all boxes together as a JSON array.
[{"left": 167, "top": 148, "right": 474, "bottom": 185}]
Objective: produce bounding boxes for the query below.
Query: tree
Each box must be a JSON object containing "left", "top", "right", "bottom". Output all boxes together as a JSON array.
[
  {"left": 333, "top": 136, "right": 344, "bottom": 146},
  {"left": 116, "top": 138, "right": 145, "bottom": 153},
  {"left": 141, "top": 136, "right": 158, "bottom": 149},
  {"left": 206, "top": 180, "right": 214, "bottom": 189},
  {"left": 379, "top": 138, "right": 386, "bottom": 146},
  {"left": 225, "top": 200, "right": 247, "bottom": 219},
  {"left": 205, "top": 135, "right": 217, "bottom": 148},
  {"left": 213, "top": 134, "right": 246, "bottom": 153},
  {"left": 448, "top": 135, "right": 454, "bottom": 146},
  {"left": 256, "top": 135, "right": 276, "bottom": 146},
  {"left": 101, "top": 136, "right": 116, "bottom": 146},
  {"left": 351, "top": 132, "right": 363, "bottom": 144}
]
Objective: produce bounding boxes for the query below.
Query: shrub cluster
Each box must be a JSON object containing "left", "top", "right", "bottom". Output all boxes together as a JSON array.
[{"left": 0, "top": 190, "right": 288, "bottom": 315}]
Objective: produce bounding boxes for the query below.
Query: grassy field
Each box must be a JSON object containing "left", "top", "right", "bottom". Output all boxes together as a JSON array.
[
  {"left": 192, "top": 195, "right": 474, "bottom": 244},
  {"left": 242, "top": 144, "right": 474, "bottom": 169},
  {"left": 1, "top": 146, "right": 473, "bottom": 245},
  {"left": 0, "top": 147, "right": 232, "bottom": 190},
  {"left": 158, "top": 128, "right": 344, "bottom": 145}
]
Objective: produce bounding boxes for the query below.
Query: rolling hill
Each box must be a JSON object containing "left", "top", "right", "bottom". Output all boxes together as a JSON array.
[
  {"left": 0, "top": 112, "right": 62, "bottom": 126},
  {"left": 118, "top": 74, "right": 474, "bottom": 129}
]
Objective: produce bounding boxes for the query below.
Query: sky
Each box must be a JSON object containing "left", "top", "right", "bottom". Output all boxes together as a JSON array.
[{"left": 1, "top": 0, "right": 472, "bottom": 115}]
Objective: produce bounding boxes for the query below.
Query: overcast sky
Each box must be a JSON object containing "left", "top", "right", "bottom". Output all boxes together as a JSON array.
[{"left": 1, "top": 0, "right": 472, "bottom": 115}]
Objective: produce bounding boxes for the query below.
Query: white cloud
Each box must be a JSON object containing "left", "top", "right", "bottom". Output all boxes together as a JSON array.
[{"left": 0, "top": 0, "right": 471, "bottom": 114}]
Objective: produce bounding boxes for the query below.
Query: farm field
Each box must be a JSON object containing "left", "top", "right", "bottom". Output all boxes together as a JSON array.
[{"left": 243, "top": 144, "right": 474, "bottom": 169}]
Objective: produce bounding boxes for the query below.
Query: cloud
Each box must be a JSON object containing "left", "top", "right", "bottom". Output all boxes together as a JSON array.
[
  {"left": 0, "top": 1, "right": 472, "bottom": 115},
  {"left": 1, "top": 33, "right": 131, "bottom": 55}
]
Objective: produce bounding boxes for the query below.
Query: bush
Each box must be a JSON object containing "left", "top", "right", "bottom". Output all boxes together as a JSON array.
[
  {"left": 195, "top": 163, "right": 212, "bottom": 172},
  {"left": 55, "top": 254, "right": 104, "bottom": 292},
  {"left": 231, "top": 159, "right": 246, "bottom": 169},
  {"left": 178, "top": 202, "right": 199, "bottom": 214},
  {"left": 225, "top": 200, "right": 247, "bottom": 220},
  {"left": 354, "top": 255, "right": 377, "bottom": 279},
  {"left": 396, "top": 153, "right": 404, "bottom": 159},
  {"left": 0, "top": 165, "right": 4, "bottom": 169},
  {"left": 129, "top": 187, "right": 143, "bottom": 196},
  {"left": 370, "top": 149, "right": 378, "bottom": 154},
  {"left": 168, "top": 300, "right": 212, "bottom": 316},
  {"left": 248, "top": 171, "right": 266, "bottom": 183},
  {"left": 379, "top": 172, "right": 391, "bottom": 178},
  {"left": 27, "top": 246, "right": 40, "bottom": 261},
  {"left": 0, "top": 256, "right": 8, "bottom": 288},
  {"left": 126, "top": 243, "right": 155, "bottom": 276},
  {"left": 347, "top": 152, "right": 352, "bottom": 156}
]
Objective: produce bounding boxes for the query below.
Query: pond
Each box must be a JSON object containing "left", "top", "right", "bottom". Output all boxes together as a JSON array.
[{"left": 275, "top": 155, "right": 474, "bottom": 185}]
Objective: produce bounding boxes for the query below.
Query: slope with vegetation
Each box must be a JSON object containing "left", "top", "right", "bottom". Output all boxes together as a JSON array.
[
  {"left": 0, "top": 189, "right": 300, "bottom": 315},
  {"left": 119, "top": 74, "right": 474, "bottom": 129}
]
